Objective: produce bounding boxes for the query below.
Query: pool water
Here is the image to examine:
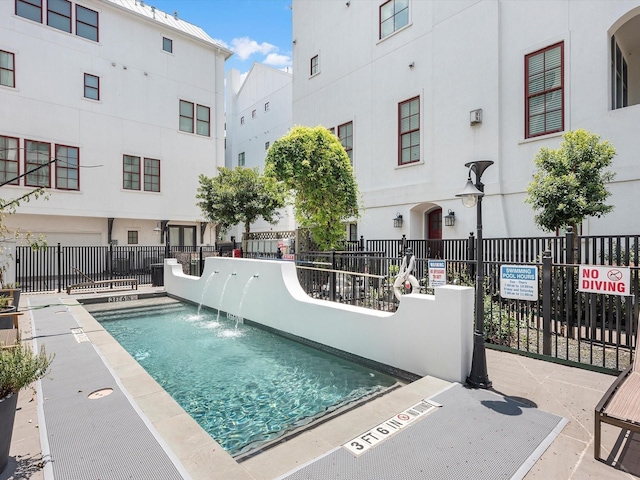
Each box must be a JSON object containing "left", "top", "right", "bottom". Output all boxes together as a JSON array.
[{"left": 93, "top": 302, "right": 396, "bottom": 456}]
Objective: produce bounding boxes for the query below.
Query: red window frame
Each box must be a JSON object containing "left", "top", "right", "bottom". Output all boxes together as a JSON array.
[
  {"left": 338, "top": 121, "right": 353, "bottom": 164},
  {"left": 144, "top": 158, "right": 160, "bottom": 192},
  {"left": 24, "top": 139, "right": 51, "bottom": 188},
  {"left": 398, "top": 96, "right": 420, "bottom": 165},
  {"left": 179, "top": 100, "right": 194, "bottom": 133},
  {"left": 0, "top": 50, "right": 15, "bottom": 88},
  {"left": 76, "top": 4, "right": 99, "bottom": 42},
  {"left": 123, "top": 154, "right": 140, "bottom": 190},
  {"left": 55, "top": 144, "right": 79, "bottom": 190},
  {"left": 380, "top": 0, "right": 409, "bottom": 40},
  {"left": 310, "top": 55, "right": 319, "bottom": 76},
  {"left": 47, "top": 0, "right": 71, "bottom": 33},
  {"left": 525, "top": 42, "right": 564, "bottom": 139},
  {"left": 196, "top": 105, "right": 210, "bottom": 136},
  {"left": 16, "top": 0, "right": 43, "bottom": 23},
  {"left": 84, "top": 73, "right": 99, "bottom": 100},
  {"left": 0, "top": 135, "right": 20, "bottom": 186}
]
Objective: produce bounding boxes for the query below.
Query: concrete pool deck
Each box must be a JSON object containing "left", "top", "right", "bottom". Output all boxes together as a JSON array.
[{"left": 2, "top": 286, "right": 639, "bottom": 479}]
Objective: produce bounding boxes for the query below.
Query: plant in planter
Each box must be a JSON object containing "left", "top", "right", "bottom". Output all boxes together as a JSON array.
[{"left": 0, "top": 340, "right": 53, "bottom": 473}]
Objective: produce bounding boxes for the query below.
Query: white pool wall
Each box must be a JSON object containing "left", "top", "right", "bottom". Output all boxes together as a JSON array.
[{"left": 164, "top": 257, "right": 474, "bottom": 383}]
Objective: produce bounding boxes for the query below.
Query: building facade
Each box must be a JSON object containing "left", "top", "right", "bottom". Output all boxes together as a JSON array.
[
  {"left": 291, "top": 0, "right": 640, "bottom": 241},
  {"left": 225, "top": 63, "right": 295, "bottom": 248},
  {"left": 0, "top": 0, "right": 231, "bottom": 249}
]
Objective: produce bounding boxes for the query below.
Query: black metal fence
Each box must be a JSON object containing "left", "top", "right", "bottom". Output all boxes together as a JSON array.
[{"left": 13, "top": 231, "right": 638, "bottom": 372}]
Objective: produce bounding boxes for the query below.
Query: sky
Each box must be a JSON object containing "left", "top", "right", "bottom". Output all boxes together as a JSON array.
[{"left": 148, "top": 0, "right": 293, "bottom": 77}]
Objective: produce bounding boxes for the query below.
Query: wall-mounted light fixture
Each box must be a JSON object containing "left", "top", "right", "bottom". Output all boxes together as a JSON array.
[
  {"left": 153, "top": 222, "right": 162, "bottom": 233},
  {"left": 470, "top": 109, "right": 483, "bottom": 125},
  {"left": 409, "top": 62, "right": 415, "bottom": 69},
  {"left": 393, "top": 213, "right": 403, "bottom": 228},
  {"left": 444, "top": 209, "right": 455, "bottom": 226}
]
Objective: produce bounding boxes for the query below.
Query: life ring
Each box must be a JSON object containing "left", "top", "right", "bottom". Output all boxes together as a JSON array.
[{"left": 393, "top": 275, "right": 420, "bottom": 301}]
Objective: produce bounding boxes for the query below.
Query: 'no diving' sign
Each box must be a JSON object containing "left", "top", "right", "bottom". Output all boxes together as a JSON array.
[{"left": 578, "top": 265, "right": 630, "bottom": 296}]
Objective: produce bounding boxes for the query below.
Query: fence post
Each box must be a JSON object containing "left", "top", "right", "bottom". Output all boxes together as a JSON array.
[
  {"left": 542, "top": 250, "right": 552, "bottom": 355},
  {"left": 468, "top": 232, "right": 476, "bottom": 280},
  {"left": 108, "top": 242, "right": 113, "bottom": 280},
  {"left": 359, "top": 235, "right": 364, "bottom": 251},
  {"left": 401, "top": 234, "right": 406, "bottom": 256},
  {"left": 565, "top": 226, "right": 575, "bottom": 338},
  {"left": 330, "top": 249, "right": 336, "bottom": 301},
  {"left": 57, "top": 243, "right": 62, "bottom": 293},
  {"left": 199, "top": 246, "right": 204, "bottom": 276}
]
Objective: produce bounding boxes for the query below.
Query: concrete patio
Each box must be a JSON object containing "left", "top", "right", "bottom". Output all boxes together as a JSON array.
[{"left": 1, "top": 287, "right": 638, "bottom": 479}]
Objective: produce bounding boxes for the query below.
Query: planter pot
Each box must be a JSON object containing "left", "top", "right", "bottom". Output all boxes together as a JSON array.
[
  {"left": 0, "top": 393, "right": 19, "bottom": 474},
  {"left": 0, "top": 313, "right": 15, "bottom": 329}
]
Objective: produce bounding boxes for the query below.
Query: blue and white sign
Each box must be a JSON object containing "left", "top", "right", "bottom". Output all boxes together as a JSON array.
[
  {"left": 428, "top": 260, "right": 447, "bottom": 287},
  {"left": 500, "top": 265, "right": 538, "bottom": 301}
]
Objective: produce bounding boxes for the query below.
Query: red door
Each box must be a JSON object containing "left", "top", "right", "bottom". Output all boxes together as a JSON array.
[{"left": 427, "top": 209, "right": 443, "bottom": 258}]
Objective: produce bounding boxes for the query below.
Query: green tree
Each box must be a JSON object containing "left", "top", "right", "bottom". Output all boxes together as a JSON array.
[
  {"left": 196, "top": 166, "right": 285, "bottom": 235},
  {"left": 525, "top": 129, "right": 616, "bottom": 232},
  {"left": 264, "top": 125, "right": 360, "bottom": 250}
]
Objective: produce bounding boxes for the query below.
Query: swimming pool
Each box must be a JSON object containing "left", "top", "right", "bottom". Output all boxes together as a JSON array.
[{"left": 92, "top": 301, "right": 397, "bottom": 456}]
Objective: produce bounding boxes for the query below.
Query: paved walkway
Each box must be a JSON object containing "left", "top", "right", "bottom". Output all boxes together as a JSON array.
[{"left": 2, "top": 287, "right": 639, "bottom": 479}]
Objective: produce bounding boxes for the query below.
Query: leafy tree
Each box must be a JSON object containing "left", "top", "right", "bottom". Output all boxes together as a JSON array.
[
  {"left": 525, "top": 129, "right": 616, "bottom": 232},
  {"left": 264, "top": 125, "right": 359, "bottom": 250},
  {"left": 196, "top": 166, "right": 285, "bottom": 235}
]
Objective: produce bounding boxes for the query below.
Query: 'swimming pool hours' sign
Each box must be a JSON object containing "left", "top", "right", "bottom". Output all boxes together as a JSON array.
[{"left": 500, "top": 265, "right": 538, "bottom": 301}]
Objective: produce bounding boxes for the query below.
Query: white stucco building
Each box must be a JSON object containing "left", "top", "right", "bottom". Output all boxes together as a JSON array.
[
  {"left": 291, "top": 0, "right": 640, "bottom": 241},
  {"left": 0, "top": 0, "right": 231, "bottom": 248},
  {"left": 225, "top": 63, "right": 295, "bottom": 248}
]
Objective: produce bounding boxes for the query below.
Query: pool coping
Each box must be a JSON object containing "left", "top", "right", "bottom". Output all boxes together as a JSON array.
[{"left": 60, "top": 295, "right": 453, "bottom": 480}]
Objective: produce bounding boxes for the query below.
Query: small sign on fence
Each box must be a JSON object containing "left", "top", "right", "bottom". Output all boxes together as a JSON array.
[
  {"left": 500, "top": 265, "right": 538, "bottom": 301},
  {"left": 428, "top": 260, "right": 447, "bottom": 287},
  {"left": 578, "top": 265, "right": 630, "bottom": 296}
]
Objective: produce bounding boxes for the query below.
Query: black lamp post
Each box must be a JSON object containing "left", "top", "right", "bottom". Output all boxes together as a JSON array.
[{"left": 456, "top": 160, "right": 493, "bottom": 389}]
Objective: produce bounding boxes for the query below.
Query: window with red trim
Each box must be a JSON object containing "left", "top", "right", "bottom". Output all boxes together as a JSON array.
[
  {"left": 25, "top": 140, "right": 51, "bottom": 187},
  {"left": 525, "top": 42, "right": 563, "bottom": 138},
  {"left": 398, "top": 97, "right": 420, "bottom": 165}
]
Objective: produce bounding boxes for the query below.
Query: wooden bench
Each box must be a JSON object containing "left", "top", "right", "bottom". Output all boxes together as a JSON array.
[
  {"left": 594, "top": 328, "right": 640, "bottom": 460},
  {"left": 67, "top": 267, "right": 138, "bottom": 295},
  {"left": 66, "top": 278, "right": 138, "bottom": 295}
]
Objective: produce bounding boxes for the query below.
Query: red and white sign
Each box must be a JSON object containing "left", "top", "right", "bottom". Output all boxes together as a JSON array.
[{"left": 578, "top": 265, "right": 630, "bottom": 296}]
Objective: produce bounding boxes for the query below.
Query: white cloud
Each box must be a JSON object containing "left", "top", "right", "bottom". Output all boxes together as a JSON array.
[
  {"left": 264, "top": 53, "right": 292, "bottom": 67},
  {"left": 231, "top": 37, "right": 276, "bottom": 60},
  {"left": 212, "top": 38, "right": 230, "bottom": 50}
]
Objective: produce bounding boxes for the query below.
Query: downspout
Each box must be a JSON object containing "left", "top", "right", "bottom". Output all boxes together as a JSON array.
[{"left": 497, "top": 0, "right": 510, "bottom": 237}]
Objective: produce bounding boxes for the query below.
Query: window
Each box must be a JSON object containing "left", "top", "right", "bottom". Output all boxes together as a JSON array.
[
  {"left": 264, "top": 102, "right": 270, "bottom": 112},
  {"left": 240, "top": 116, "right": 245, "bottom": 125},
  {"left": 0, "top": 136, "right": 19, "bottom": 186},
  {"left": 179, "top": 100, "right": 194, "bottom": 133},
  {"left": 252, "top": 109, "right": 257, "bottom": 119},
  {"left": 16, "top": 0, "right": 42, "bottom": 23},
  {"left": 611, "top": 36, "right": 628, "bottom": 110},
  {"left": 48, "top": 0, "right": 71, "bottom": 33},
  {"left": 265, "top": 141, "right": 270, "bottom": 151},
  {"left": 144, "top": 158, "right": 160, "bottom": 192},
  {"left": 76, "top": 5, "right": 98, "bottom": 42},
  {"left": 127, "top": 231, "right": 138, "bottom": 245},
  {"left": 525, "top": 42, "right": 563, "bottom": 138},
  {"left": 55, "top": 145, "right": 79, "bottom": 190},
  {"left": 123, "top": 155, "right": 140, "bottom": 190},
  {"left": 349, "top": 224, "right": 357, "bottom": 242},
  {"left": 238, "top": 152, "right": 245, "bottom": 166},
  {"left": 168, "top": 225, "right": 196, "bottom": 248},
  {"left": 163, "top": 37, "right": 173, "bottom": 53},
  {"left": 398, "top": 97, "right": 420, "bottom": 165},
  {"left": 0, "top": 51, "right": 15, "bottom": 88},
  {"left": 310, "top": 55, "right": 319, "bottom": 76},
  {"left": 84, "top": 73, "right": 99, "bottom": 100},
  {"left": 196, "top": 105, "right": 210, "bottom": 136},
  {"left": 25, "top": 140, "right": 51, "bottom": 187},
  {"left": 338, "top": 122, "right": 353, "bottom": 164},
  {"left": 380, "top": 0, "right": 409, "bottom": 39},
  {"left": 328, "top": 127, "right": 335, "bottom": 135}
]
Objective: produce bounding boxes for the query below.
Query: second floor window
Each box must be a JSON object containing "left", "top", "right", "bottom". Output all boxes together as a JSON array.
[
  {"left": 84, "top": 73, "right": 99, "bottom": 100},
  {"left": 338, "top": 122, "right": 353, "bottom": 164},
  {"left": 25, "top": 140, "right": 51, "bottom": 187},
  {"left": 16, "top": 0, "right": 42, "bottom": 23},
  {"left": 55, "top": 144, "right": 79, "bottom": 190},
  {"left": 252, "top": 109, "right": 257, "bottom": 119},
  {"left": 399, "top": 97, "right": 420, "bottom": 165},
  {"left": 144, "top": 158, "right": 160, "bottom": 192},
  {"left": 238, "top": 152, "right": 245, "bottom": 166},
  {"left": 241, "top": 116, "right": 245, "bottom": 125},
  {"left": 0, "top": 136, "right": 19, "bottom": 186},
  {"left": 48, "top": 0, "right": 71, "bottom": 33},
  {"left": 0, "top": 51, "right": 15, "bottom": 88},
  {"left": 76, "top": 5, "right": 98, "bottom": 42},
  {"left": 179, "top": 100, "right": 194, "bottom": 133},
  {"left": 310, "top": 55, "right": 319, "bottom": 76},
  {"left": 265, "top": 102, "right": 270, "bottom": 111},
  {"left": 196, "top": 105, "right": 210, "bottom": 136},
  {"left": 380, "top": 0, "right": 409, "bottom": 39},
  {"left": 123, "top": 155, "right": 140, "bottom": 190},
  {"left": 525, "top": 42, "right": 563, "bottom": 138},
  {"left": 611, "top": 36, "right": 628, "bottom": 110}
]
